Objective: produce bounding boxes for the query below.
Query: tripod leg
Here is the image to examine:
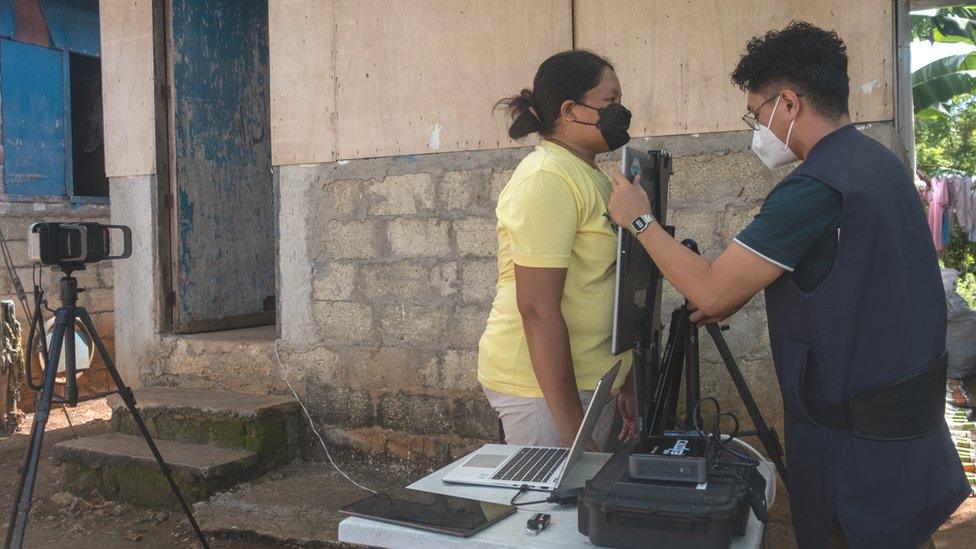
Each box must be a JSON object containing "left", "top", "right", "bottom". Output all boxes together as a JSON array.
[
  {"left": 76, "top": 310, "right": 210, "bottom": 549},
  {"left": 648, "top": 309, "right": 689, "bottom": 435},
  {"left": 5, "top": 311, "right": 68, "bottom": 549},
  {"left": 685, "top": 323, "right": 701, "bottom": 430},
  {"left": 705, "top": 323, "right": 789, "bottom": 488}
]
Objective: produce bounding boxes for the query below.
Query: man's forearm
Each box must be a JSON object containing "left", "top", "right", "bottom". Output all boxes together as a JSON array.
[
  {"left": 635, "top": 223, "right": 719, "bottom": 312},
  {"left": 521, "top": 313, "right": 584, "bottom": 445}
]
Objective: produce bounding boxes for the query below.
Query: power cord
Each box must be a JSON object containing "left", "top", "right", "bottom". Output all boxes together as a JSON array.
[
  {"left": 509, "top": 484, "right": 583, "bottom": 507},
  {"left": 692, "top": 397, "right": 770, "bottom": 529},
  {"left": 273, "top": 339, "right": 376, "bottom": 494}
]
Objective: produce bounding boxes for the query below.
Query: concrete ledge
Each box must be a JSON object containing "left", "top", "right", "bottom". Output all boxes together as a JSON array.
[
  {"left": 54, "top": 433, "right": 259, "bottom": 507},
  {"left": 109, "top": 387, "right": 301, "bottom": 470}
]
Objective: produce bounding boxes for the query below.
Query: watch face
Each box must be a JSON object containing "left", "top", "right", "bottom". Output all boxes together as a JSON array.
[{"left": 633, "top": 217, "right": 648, "bottom": 232}]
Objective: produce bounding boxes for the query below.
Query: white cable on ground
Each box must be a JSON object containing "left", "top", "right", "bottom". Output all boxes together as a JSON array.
[
  {"left": 273, "top": 340, "right": 377, "bottom": 494},
  {"left": 724, "top": 435, "right": 777, "bottom": 506}
]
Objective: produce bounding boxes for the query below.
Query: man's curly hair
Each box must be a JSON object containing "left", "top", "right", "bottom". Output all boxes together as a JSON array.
[{"left": 731, "top": 21, "right": 849, "bottom": 120}]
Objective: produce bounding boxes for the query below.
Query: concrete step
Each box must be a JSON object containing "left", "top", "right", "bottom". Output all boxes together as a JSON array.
[
  {"left": 108, "top": 387, "right": 301, "bottom": 471},
  {"left": 54, "top": 433, "right": 259, "bottom": 508}
]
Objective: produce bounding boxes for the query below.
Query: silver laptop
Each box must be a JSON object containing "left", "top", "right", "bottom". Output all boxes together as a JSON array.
[{"left": 442, "top": 361, "right": 621, "bottom": 491}]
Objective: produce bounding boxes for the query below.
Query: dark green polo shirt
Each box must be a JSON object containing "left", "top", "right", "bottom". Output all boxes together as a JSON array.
[{"left": 735, "top": 175, "right": 842, "bottom": 292}]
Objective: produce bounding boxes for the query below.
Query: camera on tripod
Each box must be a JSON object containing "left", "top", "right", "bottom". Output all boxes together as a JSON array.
[
  {"left": 6, "top": 220, "right": 208, "bottom": 549},
  {"left": 27, "top": 222, "right": 132, "bottom": 269}
]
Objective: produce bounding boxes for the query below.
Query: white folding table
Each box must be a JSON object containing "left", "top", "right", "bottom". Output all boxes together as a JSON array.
[{"left": 338, "top": 447, "right": 776, "bottom": 548}]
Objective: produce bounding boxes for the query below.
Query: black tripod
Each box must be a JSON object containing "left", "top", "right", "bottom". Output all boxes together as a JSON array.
[
  {"left": 4, "top": 269, "right": 210, "bottom": 549},
  {"left": 635, "top": 240, "right": 789, "bottom": 487}
]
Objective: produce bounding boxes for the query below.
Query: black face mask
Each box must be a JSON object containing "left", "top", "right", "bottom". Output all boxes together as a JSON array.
[{"left": 575, "top": 102, "right": 632, "bottom": 151}]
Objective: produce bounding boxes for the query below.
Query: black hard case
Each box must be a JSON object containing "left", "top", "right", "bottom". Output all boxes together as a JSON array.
[{"left": 578, "top": 445, "right": 758, "bottom": 548}]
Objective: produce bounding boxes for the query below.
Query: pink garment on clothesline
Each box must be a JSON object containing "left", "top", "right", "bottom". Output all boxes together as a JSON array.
[{"left": 928, "top": 176, "right": 949, "bottom": 251}]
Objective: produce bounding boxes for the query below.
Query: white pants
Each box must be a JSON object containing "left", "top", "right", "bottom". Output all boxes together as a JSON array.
[{"left": 482, "top": 386, "right": 618, "bottom": 450}]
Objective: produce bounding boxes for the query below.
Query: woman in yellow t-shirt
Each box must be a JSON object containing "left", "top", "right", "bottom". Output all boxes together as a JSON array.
[{"left": 478, "top": 50, "right": 635, "bottom": 450}]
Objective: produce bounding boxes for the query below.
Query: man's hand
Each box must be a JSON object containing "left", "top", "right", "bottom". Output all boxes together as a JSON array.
[
  {"left": 608, "top": 172, "right": 652, "bottom": 228},
  {"left": 688, "top": 303, "right": 726, "bottom": 328}
]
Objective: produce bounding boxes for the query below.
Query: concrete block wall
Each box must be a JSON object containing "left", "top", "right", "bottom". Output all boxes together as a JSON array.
[
  {"left": 0, "top": 200, "right": 115, "bottom": 409},
  {"left": 276, "top": 123, "right": 900, "bottom": 463}
]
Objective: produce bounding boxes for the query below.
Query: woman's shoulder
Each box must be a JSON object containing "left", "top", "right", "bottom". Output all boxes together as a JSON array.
[{"left": 510, "top": 145, "right": 577, "bottom": 188}]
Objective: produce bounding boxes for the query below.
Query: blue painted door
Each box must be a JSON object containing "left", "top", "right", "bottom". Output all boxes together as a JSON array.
[
  {"left": 1, "top": 39, "right": 66, "bottom": 196},
  {"left": 170, "top": 0, "right": 274, "bottom": 332}
]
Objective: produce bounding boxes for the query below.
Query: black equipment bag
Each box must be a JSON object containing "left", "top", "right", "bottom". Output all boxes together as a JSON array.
[{"left": 579, "top": 444, "right": 764, "bottom": 548}]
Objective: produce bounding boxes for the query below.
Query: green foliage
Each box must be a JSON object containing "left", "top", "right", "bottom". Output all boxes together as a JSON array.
[
  {"left": 917, "top": 98, "right": 976, "bottom": 309},
  {"left": 913, "top": 8, "right": 976, "bottom": 307},
  {"left": 912, "top": 7, "right": 976, "bottom": 114},
  {"left": 913, "top": 52, "right": 976, "bottom": 112},
  {"left": 912, "top": 6, "right": 976, "bottom": 44}
]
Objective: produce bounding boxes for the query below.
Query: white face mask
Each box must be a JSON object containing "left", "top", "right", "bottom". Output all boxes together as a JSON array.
[{"left": 751, "top": 96, "right": 798, "bottom": 170}]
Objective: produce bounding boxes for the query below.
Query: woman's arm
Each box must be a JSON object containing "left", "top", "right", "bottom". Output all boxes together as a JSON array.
[{"left": 514, "top": 264, "right": 584, "bottom": 446}]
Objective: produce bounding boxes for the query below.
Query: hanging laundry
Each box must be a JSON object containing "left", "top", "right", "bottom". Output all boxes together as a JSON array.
[
  {"left": 928, "top": 175, "right": 950, "bottom": 251},
  {"left": 953, "top": 175, "right": 973, "bottom": 233},
  {"left": 967, "top": 176, "right": 976, "bottom": 243},
  {"left": 948, "top": 174, "right": 974, "bottom": 233},
  {"left": 944, "top": 206, "right": 951, "bottom": 245}
]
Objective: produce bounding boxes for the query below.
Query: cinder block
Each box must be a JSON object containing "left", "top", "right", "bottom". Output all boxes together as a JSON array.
[
  {"left": 666, "top": 208, "right": 721, "bottom": 259},
  {"left": 367, "top": 173, "right": 434, "bottom": 215},
  {"left": 323, "top": 179, "right": 366, "bottom": 220},
  {"left": 429, "top": 261, "right": 458, "bottom": 298},
  {"left": 313, "top": 262, "right": 357, "bottom": 301},
  {"left": 668, "top": 154, "right": 774, "bottom": 209},
  {"left": 460, "top": 259, "right": 497, "bottom": 303},
  {"left": 314, "top": 301, "right": 375, "bottom": 344},
  {"left": 334, "top": 345, "right": 433, "bottom": 390},
  {"left": 439, "top": 349, "right": 479, "bottom": 390},
  {"left": 453, "top": 394, "right": 498, "bottom": 440},
  {"left": 324, "top": 220, "right": 384, "bottom": 259},
  {"left": 377, "top": 392, "right": 450, "bottom": 435},
  {"left": 378, "top": 303, "right": 452, "bottom": 348},
  {"left": 489, "top": 170, "right": 513, "bottom": 205},
  {"left": 388, "top": 218, "right": 450, "bottom": 258},
  {"left": 439, "top": 170, "right": 492, "bottom": 215},
  {"left": 79, "top": 288, "right": 115, "bottom": 314},
  {"left": 454, "top": 218, "right": 497, "bottom": 257},
  {"left": 307, "top": 384, "right": 374, "bottom": 428},
  {"left": 361, "top": 261, "right": 436, "bottom": 301},
  {"left": 448, "top": 304, "right": 490, "bottom": 349}
]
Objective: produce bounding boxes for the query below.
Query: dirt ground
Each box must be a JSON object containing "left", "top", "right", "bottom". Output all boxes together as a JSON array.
[{"left": 0, "top": 398, "right": 973, "bottom": 548}]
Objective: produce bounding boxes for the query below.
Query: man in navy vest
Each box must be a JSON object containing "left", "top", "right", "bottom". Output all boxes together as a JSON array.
[{"left": 608, "top": 21, "right": 969, "bottom": 548}]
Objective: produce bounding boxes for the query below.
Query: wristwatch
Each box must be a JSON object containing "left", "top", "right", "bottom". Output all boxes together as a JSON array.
[{"left": 631, "top": 213, "right": 655, "bottom": 235}]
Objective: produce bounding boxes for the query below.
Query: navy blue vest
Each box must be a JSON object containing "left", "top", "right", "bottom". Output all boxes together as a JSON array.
[{"left": 763, "top": 125, "right": 969, "bottom": 548}]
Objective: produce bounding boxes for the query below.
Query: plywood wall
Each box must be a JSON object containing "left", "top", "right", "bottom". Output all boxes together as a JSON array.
[
  {"left": 574, "top": 0, "right": 893, "bottom": 137},
  {"left": 100, "top": 0, "right": 156, "bottom": 177},
  {"left": 269, "top": 0, "right": 336, "bottom": 165},
  {"left": 332, "top": 0, "right": 572, "bottom": 159},
  {"left": 268, "top": 0, "right": 895, "bottom": 164}
]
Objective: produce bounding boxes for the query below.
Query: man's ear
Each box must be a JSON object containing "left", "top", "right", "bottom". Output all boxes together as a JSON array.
[{"left": 781, "top": 90, "right": 802, "bottom": 118}]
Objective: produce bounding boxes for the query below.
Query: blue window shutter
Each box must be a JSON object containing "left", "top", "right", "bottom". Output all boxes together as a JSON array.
[
  {"left": 0, "top": 0, "right": 13, "bottom": 38},
  {"left": 1, "top": 39, "right": 66, "bottom": 196},
  {"left": 38, "top": 0, "right": 99, "bottom": 56}
]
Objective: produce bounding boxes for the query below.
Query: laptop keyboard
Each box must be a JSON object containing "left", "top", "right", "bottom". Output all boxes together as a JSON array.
[{"left": 490, "top": 447, "right": 569, "bottom": 484}]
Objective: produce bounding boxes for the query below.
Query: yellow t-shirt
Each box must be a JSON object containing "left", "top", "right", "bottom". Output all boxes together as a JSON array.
[{"left": 478, "top": 140, "right": 632, "bottom": 398}]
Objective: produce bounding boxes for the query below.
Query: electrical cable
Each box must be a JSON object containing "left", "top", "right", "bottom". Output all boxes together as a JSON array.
[
  {"left": 691, "top": 395, "right": 773, "bottom": 537},
  {"left": 273, "top": 339, "right": 376, "bottom": 494}
]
